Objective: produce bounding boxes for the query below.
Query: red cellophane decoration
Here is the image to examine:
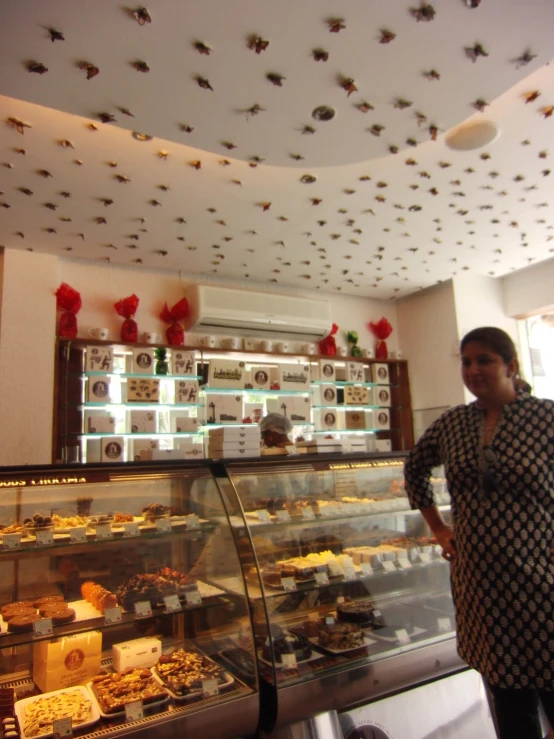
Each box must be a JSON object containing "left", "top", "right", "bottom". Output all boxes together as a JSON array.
[
  {"left": 160, "top": 298, "right": 189, "bottom": 346},
  {"left": 55, "top": 282, "right": 82, "bottom": 338},
  {"left": 369, "top": 317, "right": 393, "bottom": 360},
  {"left": 114, "top": 294, "right": 140, "bottom": 343},
  {"left": 319, "top": 323, "right": 339, "bottom": 356}
]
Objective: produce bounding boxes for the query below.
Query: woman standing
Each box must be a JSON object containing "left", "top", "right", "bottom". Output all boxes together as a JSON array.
[{"left": 405, "top": 327, "right": 554, "bottom": 739}]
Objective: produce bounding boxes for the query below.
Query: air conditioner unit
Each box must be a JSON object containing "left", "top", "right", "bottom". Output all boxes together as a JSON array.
[{"left": 183, "top": 284, "right": 332, "bottom": 342}]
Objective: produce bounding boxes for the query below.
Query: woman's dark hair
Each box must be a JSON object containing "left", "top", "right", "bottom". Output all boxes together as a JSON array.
[{"left": 460, "top": 326, "right": 517, "bottom": 364}]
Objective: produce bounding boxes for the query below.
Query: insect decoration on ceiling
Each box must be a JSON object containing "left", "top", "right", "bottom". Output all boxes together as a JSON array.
[
  {"left": 132, "top": 7, "right": 152, "bottom": 25},
  {"left": 115, "top": 174, "right": 131, "bottom": 183},
  {"left": 525, "top": 91, "right": 540, "bottom": 104},
  {"left": 95, "top": 217, "right": 107, "bottom": 224},
  {"left": 180, "top": 124, "right": 194, "bottom": 133},
  {"left": 44, "top": 203, "right": 58, "bottom": 211},
  {"left": 197, "top": 77, "right": 213, "bottom": 91},
  {"left": 466, "top": 43, "right": 488, "bottom": 62},
  {"left": 514, "top": 50, "right": 537, "bottom": 69},
  {"left": 429, "top": 125, "right": 438, "bottom": 140},
  {"left": 48, "top": 28, "right": 64, "bottom": 41},
  {"left": 290, "top": 153, "right": 304, "bottom": 160},
  {"left": 88, "top": 123, "right": 98, "bottom": 131},
  {"left": 98, "top": 112, "right": 116, "bottom": 123},
  {"left": 394, "top": 99, "right": 412, "bottom": 110},
  {"left": 190, "top": 160, "right": 202, "bottom": 169},
  {"left": 389, "top": 146, "right": 399, "bottom": 154},
  {"left": 370, "top": 124, "right": 385, "bottom": 136},
  {"left": 60, "top": 140, "right": 74, "bottom": 149},
  {"left": 267, "top": 73, "right": 285, "bottom": 86},
  {"left": 424, "top": 69, "right": 440, "bottom": 80},
  {"left": 473, "top": 99, "right": 489, "bottom": 112},
  {"left": 313, "top": 49, "right": 329, "bottom": 62},
  {"left": 19, "top": 188, "right": 33, "bottom": 196},
  {"left": 341, "top": 78, "right": 358, "bottom": 96},
  {"left": 327, "top": 18, "right": 346, "bottom": 32},
  {"left": 248, "top": 36, "right": 269, "bottom": 53},
  {"left": 132, "top": 60, "right": 150, "bottom": 73},
  {"left": 411, "top": 4, "right": 436, "bottom": 21},
  {"left": 302, "top": 125, "right": 316, "bottom": 134},
  {"left": 244, "top": 104, "right": 266, "bottom": 118},
  {"left": 541, "top": 106, "right": 554, "bottom": 119},
  {"left": 27, "top": 61, "right": 48, "bottom": 74},
  {"left": 380, "top": 30, "right": 396, "bottom": 43},
  {"left": 38, "top": 169, "right": 52, "bottom": 178},
  {"left": 194, "top": 41, "right": 212, "bottom": 55},
  {"left": 119, "top": 107, "right": 135, "bottom": 117},
  {"left": 78, "top": 62, "right": 99, "bottom": 79}
]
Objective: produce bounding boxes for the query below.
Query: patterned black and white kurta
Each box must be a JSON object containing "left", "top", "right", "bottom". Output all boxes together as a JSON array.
[{"left": 404, "top": 391, "right": 554, "bottom": 688}]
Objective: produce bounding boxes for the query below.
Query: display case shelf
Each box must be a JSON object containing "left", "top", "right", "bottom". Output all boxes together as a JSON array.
[
  {"left": 311, "top": 404, "right": 399, "bottom": 410},
  {"left": 81, "top": 402, "right": 201, "bottom": 410},
  {"left": 201, "top": 386, "right": 311, "bottom": 396},
  {"left": 75, "top": 432, "right": 203, "bottom": 439},
  {"left": 83, "top": 372, "right": 202, "bottom": 381}
]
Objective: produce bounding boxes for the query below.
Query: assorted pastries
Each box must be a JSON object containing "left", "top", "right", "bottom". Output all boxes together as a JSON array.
[
  {"left": 21, "top": 688, "right": 92, "bottom": 738},
  {"left": 154, "top": 649, "right": 226, "bottom": 696},
  {"left": 91, "top": 668, "right": 168, "bottom": 714},
  {"left": 1, "top": 596, "right": 76, "bottom": 632},
  {"left": 116, "top": 569, "right": 197, "bottom": 610},
  {"left": 317, "top": 621, "right": 365, "bottom": 650},
  {"left": 262, "top": 631, "right": 312, "bottom": 664},
  {"left": 81, "top": 582, "right": 118, "bottom": 614}
]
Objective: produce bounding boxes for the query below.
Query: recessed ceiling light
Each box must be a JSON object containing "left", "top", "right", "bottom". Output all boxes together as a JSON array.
[
  {"left": 312, "top": 105, "right": 336, "bottom": 122},
  {"left": 300, "top": 174, "right": 317, "bottom": 184},
  {"left": 446, "top": 120, "right": 500, "bottom": 151},
  {"left": 132, "top": 131, "right": 153, "bottom": 141}
]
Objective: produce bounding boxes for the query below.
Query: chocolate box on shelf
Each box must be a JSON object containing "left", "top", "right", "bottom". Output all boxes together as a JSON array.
[
  {"left": 266, "top": 396, "right": 311, "bottom": 423},
  {"left": 132, "top": 348, "right": 155, "bottom": 374},
  {"left": 205, "top": 394, "right": 243, "bottom": 424},
  {"left": 127, "top": 378, "right": 160, "bottom": 403},
  {"left": 129, "top": 410, "right": 156, "bottom": 433},
  {"left": 208, "top": 359, "right": 248, "bottom": 389},
  {"left": 87, "top": 376, "right": 111, "bottom": 403},
  {"left": 171, "top": 350, "right": 196, "bottom": 375},
  {"left": 86, "top": 346, "right": 113, "bottom": 373},
  {"left": 112, "top": 637, "right": 161, "bottom": 672},
  {"left": 372, "top": 363, "right": 390, "bottom": 384},
  {"left": 174, "top": 380, "right": 199, "bottom": 404},
  {"left": 278, "top": 364, "right": 311, "bottom": 391}
]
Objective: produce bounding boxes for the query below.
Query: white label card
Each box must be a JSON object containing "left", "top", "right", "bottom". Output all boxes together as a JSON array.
[
  {"left": 123, "top": 522, "right": 139, "bottom": 537},
  {"left": 285, "top": 445, "right": 299, "bottom": 456},
  {"left": 134, "top": 601, "right": 153, "bottom": 619},
  {"left": 125, "top": 700, "right": 144, "bottom": 722},
  {"left": 343, "top": 565, "right": 357, "bottom": 580},
  {"left": 156, "top": 518, "right": 172, "bottom": 533},
  {"left": 276, "top": 510, "right": 291, "bottom": 523},
  {"left": 382, "top": 560, "right": 397, "bottom": 572},
  {"left": 438, "top": 617, "right": 452, "bottom": 633},
  {"left": 202, "top": 679, "right": 219, "bottom": 698},
  {"left": 256, "top": 510, "right": 271, "bottom": 523},
  {"left": 184, "top": 590, "right": 202, "bottom": 607},
  {"left": 69, "top": 526, "right": 86, "bottom": 543},
  {"left": 35, "top": 529, "right": 54, "bottom": 546},
  {"left": 396, "top": 628, "right": 411, "bottom": 645},
  {"left": 33, "top": 618, "right": 53, "bottom": 637},
  {"left": 95, "top": 524, "right": 112, "bottom": 540},
  {"left": 53, "top": 716, "right": 72, "bottom": 737},
  {"left": 419, "top": 552, "right": 431, "bottom": 564},
  {"left": 104, "top": 606, "right": 122, "bottom": 625},
  {"left": 314, "top": 572, "right": 329, "bottom": 586},
  {"left": 336, "top": 596, "right": 345, "bottom": 605},
  {"left": 398, "top": 559, "right": 412, "bottom": 570},
  {"left": 301, "top": 506, "right": 315, "bottom": 520},
  {"left": 187, "top": 514, "right": 200, "bottom": 529},
  {"left": 2, "top": 533, "right": 21, "bottom": 550},
  {"left": 360, "top": 562, "right": 373, "bottom": 576},
  {"left": 280, "top": 653, "right": 297, "bottom": 668},
  {"left": 281, "top": 576, "right": 297, "bottom": 592},
  {"left": 164, "top": 595, "right": 182, "bottom": 613},
  {"left": 325, "top": 615, "right": 336, "bottom": 625}
]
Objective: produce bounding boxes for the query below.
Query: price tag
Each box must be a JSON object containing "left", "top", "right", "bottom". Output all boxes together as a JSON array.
[
  {"left": 2, "top": 533, "right": 21, "bottom": 550},
  {"left": 95, "top": 524, "right": 113, "bottom": 540},
  {"left": 276, "top": 510, "right": 291, "bottom": 523},
  {"left": 325, "top": 615, "right": 335, "bottom": 626},
  {"left": 438, "top": 617, "right": 452, "bottom": 633},
  {"left": 397, "top": 558, "right": 412, "bottom": 570},
  {"left": 123, "top": 522, "right": 139, "bottom": 537},
  {"left": 134, "top": 601, "right": 153, "bottom": 619},
  {"left": 301, "top": 506, "right": 315, "bottom": 520},
  {"left": 360, "top": 562, "right": 373, "bottom": 576},
  {"left": 202, "top": 679, "right": 219, "bottom": 698},
  {"left": 35, "top": 529, "right": 54, "bottom": 546},
  {"left": 336, "top": 596, "right": 345, "bottom": 605},
  {"left": 320, "top": 506, "right": 334, "bottom": 518},
  {"left": 33, "top": 618, "right": 53, "bottom": 637},
  {"left": 156, "top": 518, "right": 172, "bottom": 533},
  {"left": 395, "top": 628, "right": 411, "bottom": 645},
  {"left": 280, "top": 653, "right": 297, "bottom": 669},
  {"left": 382, "top": 560, "right": 396, "bottom": 572},
  {"left": 343, "top": 565, "right": 357, "bottom": 580},
  {"left": 256, "top": 510, "right": 271, "bottom": 523},
  {"left": 419, "top": 552, "right": 431, "bottom": 564},
  {"left": 281, "top": 576, "right": 297, "bottom": 592},
  {"left": 285, "top": 445, "right": 299, "bottom": 456},
  {"left": 187, "top": 514, "right": 200, "bottom": 530},
  {"left": 342, "top": 441, "right": 353, "bottom": 453},
  {"left": 53, "top": 716, "right": 72, "bottom": 737},
  {"left": 69, "top": 526, "right": 86, "bottom": 543},
  {"left": 124, "top": 700, "right": 144, "bottom": 722},
  {"left": 184, "top": 590, "right": 202, "bottom": 607},
  {"left": 314, "top": 571, "right": 329, "bottom": 586},
  {"left": 163, "top": 595, "right": 182, "bottom": 613},
  {"left": 104, "top": 606, "right": 122, "bottom": 625}
]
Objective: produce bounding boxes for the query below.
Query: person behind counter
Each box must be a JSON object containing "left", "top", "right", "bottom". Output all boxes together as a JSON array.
[
  {"left": 404, "top": 326, "right": 554, "bottom": 739},
  {"left": 260, "top": 412, "right": 293, "bottom": 453}
]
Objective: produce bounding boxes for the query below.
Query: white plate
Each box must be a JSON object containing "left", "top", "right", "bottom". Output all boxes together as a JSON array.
[
  {"left": 257, "top": 646, "right": 323, "bottom": 669},
  {"left": 151, "top": 663, "right": 234, "bottom": 702},
  {"left": 369, "top": 625, "right": 427, "bottom": 643},
  {"left": 86, "top": 678, "right": 170, "bottom": 719},
  {"left": 307, "top": 634, "right": 376, "bottom": 654},
  {"left": 15, "top": 685, "right": 99, "bottom": 739}
]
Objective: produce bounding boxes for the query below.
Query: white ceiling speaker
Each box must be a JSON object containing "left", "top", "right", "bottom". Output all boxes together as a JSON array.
[
  {"left": 445, "top": 120, "right": 500, "bottom": 151},
  {"left": 312, "top": 105, "right": 336, "bottom": 122}
]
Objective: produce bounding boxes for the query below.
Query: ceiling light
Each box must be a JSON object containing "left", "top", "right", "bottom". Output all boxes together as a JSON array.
[
  {"left": 132, "top": 131, "right": 153, "bottom": 141},
  {"left": 312, "top": 105, "right": 336, "bottom": 122},
  {"left": 300, "top": 174, "right": 317, "bottom": 184},
  {"left": 446, "top": 120, "right": 499, "bottom": 151}
]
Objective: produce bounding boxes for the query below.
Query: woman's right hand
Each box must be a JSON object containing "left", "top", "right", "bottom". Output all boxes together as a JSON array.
[{"left": 434, "top": 524, "right": 456, "bottom": 561}]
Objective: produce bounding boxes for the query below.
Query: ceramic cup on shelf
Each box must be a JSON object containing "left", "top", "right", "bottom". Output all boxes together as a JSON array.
[
  {"left": 299, "top": 342, "right": 312, "bottom": 355},
  {"left": 143, "top": 331, "right": 161, "bottom": 345},
  {"left": 259, "top": 339, "right": 273, "bottom": 352},
  {"left": 337, "top": 346, "right": 348, "bottom": 357},
  {"left": 275, "top": 341, "right": 289, "bottom": 353},
  {"left": 89, "top": 327, "right": 109, "bottom": 341},
  {"left": 199, "top": 335, "right": 216, "bottom": 348},
  {"left": 220, "top": 336, "right": 241, "bottom": 350},
  {"left": 389, "top": 349, "right": 403, "bottom": 360},
  {"left": 362, "top": 347, "right": 374, "bottom": 359}
]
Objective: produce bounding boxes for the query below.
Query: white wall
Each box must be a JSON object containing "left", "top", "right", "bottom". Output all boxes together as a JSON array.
[
  {"left": 502, "top": 255, "right": 554, "bottom": 318},
  {"left": 0, "top": 249, "right": 59, "bottom": 466}
]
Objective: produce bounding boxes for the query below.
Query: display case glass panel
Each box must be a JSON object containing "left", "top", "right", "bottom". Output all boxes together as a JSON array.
[
  {"left": 215, "top": 455, "right": 452, "bottom": 690},
  {"left": 0, "top": 464, "right": 258, "bottom": 739}
]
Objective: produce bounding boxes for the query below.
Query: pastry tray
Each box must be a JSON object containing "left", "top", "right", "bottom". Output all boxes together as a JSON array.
[
  {"left": 86, "top": 675, "right": 170, "bottom": 719},
  {"left": 0, "top": 599, "right": 103, "bottom": 636},
  {"left": 257, "top": 644, "right": 324, "bottom": 669},
  {"left": 151, "top": 661, "right": 234, "bottom": 702},
  {"left": 15, "top": 685, "right": 100, "bottom": 739},
  {"left": 306, "top": 635, "right": 376, "bottom": 655}
]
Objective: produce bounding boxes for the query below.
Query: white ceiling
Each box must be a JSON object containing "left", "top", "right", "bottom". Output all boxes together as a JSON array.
[{"left": 1, "top": 0, "right": 554, "bottom": 299}]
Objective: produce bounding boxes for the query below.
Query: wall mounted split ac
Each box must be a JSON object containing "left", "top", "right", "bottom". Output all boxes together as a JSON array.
[{"left": 183, "top": 284, "right": 332, "bottom": 342}]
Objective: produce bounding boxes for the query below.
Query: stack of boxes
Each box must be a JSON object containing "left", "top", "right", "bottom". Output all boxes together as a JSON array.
[{"left": 205, "top": 426, "right": 261, "bottom": 459}]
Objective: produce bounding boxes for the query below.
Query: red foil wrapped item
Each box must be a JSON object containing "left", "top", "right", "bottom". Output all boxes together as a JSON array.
[
  {"left": 160, "top": 298, "right": 189, "bottom": 346},
  {"left": 319, "top": 323, "right": 339, "bottom": 356},
  {"left": 55, "top": 282, "right": 82, "bottom": 338},
  {"left": 369, "top": 317, "right": 393, "bottom": 360},
  {"left": 114, "top": 294, "right": 140, "bottom": 343}
]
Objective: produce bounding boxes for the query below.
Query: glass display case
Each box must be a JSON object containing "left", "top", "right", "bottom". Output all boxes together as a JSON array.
[
  {"left": 213, "top": 453, "right": 462, "bottom": 732},
  {"left": 0, "top": 463, "right": 259, "bottom": 739}
]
